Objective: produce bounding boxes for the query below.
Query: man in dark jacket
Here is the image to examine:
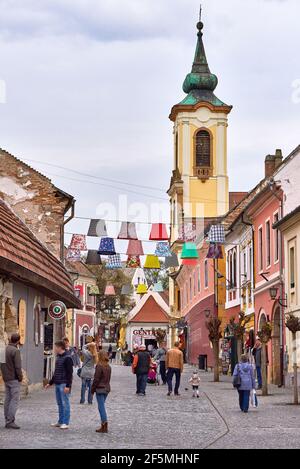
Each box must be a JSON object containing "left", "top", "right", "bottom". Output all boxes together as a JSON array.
[
  {"left": 132, "top": 344, "right": 151, "bottom": 396},
  {"left": 45, "top": 340, "right": 73, "bottom": 429},
  {"left": 1, "top": 333, "right": 23, "bottom": 429}
]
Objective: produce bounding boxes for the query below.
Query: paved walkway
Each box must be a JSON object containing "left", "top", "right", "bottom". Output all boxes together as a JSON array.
[{"left": 1, "top": 365, "right": 300, "bottom": 449}]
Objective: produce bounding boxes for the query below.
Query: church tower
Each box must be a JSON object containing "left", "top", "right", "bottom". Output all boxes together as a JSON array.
[{"left": 168, "top": 17, "right": 232, "bottom": 244}]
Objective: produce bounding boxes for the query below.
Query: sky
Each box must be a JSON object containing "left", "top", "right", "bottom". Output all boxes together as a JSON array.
[{"left": 0, "top": 0, "right": 299, "bottom": 243}]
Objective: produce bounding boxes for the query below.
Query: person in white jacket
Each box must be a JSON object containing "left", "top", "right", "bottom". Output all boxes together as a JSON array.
[{"left": 189, "top": 371, "right": 201, "bottom": 398}]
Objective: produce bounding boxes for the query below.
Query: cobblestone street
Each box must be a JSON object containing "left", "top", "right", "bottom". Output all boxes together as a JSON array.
[{"left": 1, "top": 365, "right": 300, "bottom": 449}]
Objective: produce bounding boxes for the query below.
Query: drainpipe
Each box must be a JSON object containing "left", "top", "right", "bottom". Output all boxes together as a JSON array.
[
  {"left": 60, "top": 200, "right": 75, "bottom": 264},
  {"left": 268, "top": 180, "right": 284, "bottom": 387}
]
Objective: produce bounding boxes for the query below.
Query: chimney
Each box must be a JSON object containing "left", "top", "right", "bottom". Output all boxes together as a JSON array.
[
  {"left": 265, "top": 149, "right": 283, "bottom": 178},
  {"left": 274, "top": 149, "right": 283, "bottom": 169}
]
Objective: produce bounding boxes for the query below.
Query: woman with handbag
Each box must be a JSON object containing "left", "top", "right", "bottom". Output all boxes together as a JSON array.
[
  {"left": 91, "top": 350, "right": 112, "bottom": 433},
  {"left": 79, "top": 342, "right": 97, "bottom": 405},
  {"left": 233, "top": 354, "right": 256, "bottom": 413}
]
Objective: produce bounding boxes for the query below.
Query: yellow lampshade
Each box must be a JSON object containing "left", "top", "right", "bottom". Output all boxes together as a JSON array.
[
  {"left": 144, "top": 255, "right": 161, "bottom": 270},
  {"left": 136, "top": 284, "right": 148, "bottom": 295}
]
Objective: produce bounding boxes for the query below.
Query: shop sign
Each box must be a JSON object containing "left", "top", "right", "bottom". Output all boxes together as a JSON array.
[
  {"left": 48, "top": 301, "right": 67, "bottom": 320},
  {"left": 18, "top": 299, "right": 26, "bottom": 345}
]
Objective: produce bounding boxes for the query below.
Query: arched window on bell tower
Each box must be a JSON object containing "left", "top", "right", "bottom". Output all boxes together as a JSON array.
[{"left": 194, "top": 129, "right": 212, "bottom": 180}]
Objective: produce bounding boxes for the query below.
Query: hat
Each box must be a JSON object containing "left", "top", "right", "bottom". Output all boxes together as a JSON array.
[{"left": 139, "top": 344, "right": 146, "bottom": 350}]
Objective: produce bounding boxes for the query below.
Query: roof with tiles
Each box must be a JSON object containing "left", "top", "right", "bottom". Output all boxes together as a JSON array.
[{"left": 0, "top": 199, "right": 80, "bottom": 308}]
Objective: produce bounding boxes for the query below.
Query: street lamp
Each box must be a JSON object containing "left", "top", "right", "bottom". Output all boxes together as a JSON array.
[{"left": 269, "top": 286, "right": 288, "bottom": 307}]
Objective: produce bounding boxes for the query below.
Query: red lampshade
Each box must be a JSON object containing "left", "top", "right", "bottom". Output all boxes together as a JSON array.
[
  {"left": 149, "top": 223, "right": 169, "bottom": 241},
  {"left": 126, "top": 240, "right": 144, "bottom": 256},
  {"left": 182, "top": 259, "right": 198, "bottom": 266}
]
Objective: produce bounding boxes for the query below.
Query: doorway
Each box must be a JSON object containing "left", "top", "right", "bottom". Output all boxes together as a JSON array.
[
  {"left": 145, "top": 339, "right": 157, "bottom": 356},
  {"left": 272, "top": 307, "right": 281, "bottom": 385}
]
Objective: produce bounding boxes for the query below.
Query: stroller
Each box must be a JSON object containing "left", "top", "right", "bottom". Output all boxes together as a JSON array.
[{"left": 147, "top": 360, "right": 159, "bottom": 385}]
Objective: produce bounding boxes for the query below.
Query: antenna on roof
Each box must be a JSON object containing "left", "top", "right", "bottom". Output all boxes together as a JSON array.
[{"left": 199, "top": 4, "right": 203, "bottom": 21}]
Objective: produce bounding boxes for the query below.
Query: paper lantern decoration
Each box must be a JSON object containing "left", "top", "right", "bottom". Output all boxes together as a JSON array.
[
  {"left": 136, "top": 284, "right": 148, "bottom": 295},
  {"left": 126, "top": 256, "right": 141, "bottom": 268},
  {"left": 165, "top": 252, "right": 179, "bottom": 268},
  {"left": 126, "top": 240, "right": 144, "bottom": 256},
  {"left": 86, "top": 250, "right": 102, "bottom": 265},
  {"left": 182, "top": 259, "right": 198, "bottom": 266},
  {"left": 105, "top": 285, "right": 116, "bottom": 296},
  {"left": 181, "top": 243, "right": 199, "bottom": 260},
  {"left": 69, "top": 234, "right": 88, "bottom": 251},
  {"left": 87, "top": 219, "right": 107, "bottom": 237},
  {"left": 88, "top": 285, "right": 100, "bottom": 296},
  {"left": 106, "top": 254, "right": 122, "bottom": 269},
  {"left": 149, "top": 223, "right": 169, "bottom": 241},
  {"left": 144, "top": 255, "right": 161, "bottom": 270},
  {"left": 118, "top": 222, "right": 138, "bottom": 240},
  {"left": 66, "top": 248, "right": 81, "bottom": 262},
  {"left": 206, "top": 244, "right": 224, "bottom": 260},
  {"left": 121, "top": 284, "right": 132, "bottom": 295},
  {"left": 153, "top": 282, "right": 164, "bottom": 293},
  {"left": 155, "top": 242, "right": 172, "bottom": 258},
  {"left": 208, "top": 225, "right": 225, "bottom": 245},
  {"left": 98, "top": 237, "right": 116, "bottom": 256}
]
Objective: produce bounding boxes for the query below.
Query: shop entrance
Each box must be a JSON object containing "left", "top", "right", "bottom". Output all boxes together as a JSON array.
[{"left": 145, "top": 339, "right": 157, "bottom": 355}]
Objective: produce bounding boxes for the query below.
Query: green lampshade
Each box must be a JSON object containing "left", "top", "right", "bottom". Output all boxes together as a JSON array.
[{"left": 181, "top": 242, "right": 199, "bottom": 260}]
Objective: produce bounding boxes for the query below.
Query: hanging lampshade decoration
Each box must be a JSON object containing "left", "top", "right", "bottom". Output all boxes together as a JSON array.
[
  {"left": 69, "top": 234, "right": 88, "bottom": 251},
  {"left": 206, "top": 244, "right": 224, "bottom": 260},
  {"left": 86, "top": 250, "right": 102, "bottom": 265},
  {"left": 181, "top": 242, "right": 199, "bottom": 260},
  {"left": 155, "top": 242, "right": 172, "bottom": 258},
  {"left": 118, "top": 222, "right": 138, "bottom": 240},
  {"left": 106, "top": 254, "right": 122, "bottom": 269},
  {"left": 149, "top": 223, "right": 169, "bottom": 241},
  {"left": 136, "top": 284, "right": 148, "bottom": 295},
  {"left": 144, "top": 255, "right": 161, "bottom": 270},
  {"left": 182, "top": 259, "right": 198, "bottom": 266},
  {"left": 126, "top": 240, "right": 144, "bottom": 256},
  {"left": 98, "top": 237, "right": 116, "bottom": 256},
  {"left": 165, "top": 252, "right": 179, "bottom": 268},
  {"left": 66, "top": 248, "right": 81, "bottom": 262},
  {"left": 126, "top": 255, "right": 141, "bottom": 269},
  {"left": 104, "top": 285, "right": 116, "bottom": 296},
  {"left": 88, "top": 285, "right": 100, "bottom": 296},
  {"left": 87, "top": 219, "right": 107, "bottom": 237},
  {"left": 121, "top": 284, "right": 132, "bottom": 295},
  {"left": 153, "top": 282, "right": 164, "bottom": 293}
]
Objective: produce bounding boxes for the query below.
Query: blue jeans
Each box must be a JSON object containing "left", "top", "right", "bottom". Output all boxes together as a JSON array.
[
  {"left": 256, "top": 366, "right": 262, "bottom": 388},
  {"left": 96, "top": 393, "right": 108, "bottom": 423},
  {"left": 136, "top": 373, "right": 148, "bottom": 395},
  {"left": 238, "top": 390, "right": 250, "bottom": 412},
  {"left": 80, "top": 378, "right": 93, "bottom": 404},
  {"left": 55, "top": 384, "right": 71, "bottom": 425},
  {"left": 167, "top": 368, "right": 181, "bottom": 394}
]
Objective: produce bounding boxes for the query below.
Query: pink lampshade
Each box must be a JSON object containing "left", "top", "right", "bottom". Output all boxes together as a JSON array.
[
  {"left": 149, "top": 223, "right": 169, "bottom": 241},
  {"left": 104, "top": 285, "right": 116, "bottom": 296},
  {"left": 182, "top": 259, "right": 198, "bottom": 266},
  {"left": 126, "top": 240, "right": 144, "bottom": 256}
]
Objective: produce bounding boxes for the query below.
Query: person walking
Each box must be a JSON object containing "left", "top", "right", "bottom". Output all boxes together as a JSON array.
[
  {"left": 80, "top": 342, "right": 97, "bottom": 405},
  {"left": 252, "top": 338, "right": 263, "bottom": 390},
  {"left": 154, "top": 341, "right": 168, "bottom": 385},
  {"left": 1, "top": 333, "right": 23, "bottom": 429},
  {"left": 189, "top": 371, "right": 201, "bottom": 398},
  {"left": 92, "top": 350, "right": 112, "bottom": 433},
  {"left": 132, "top": 344, "right": 151, "bottom": 396},
  {"left": 45, "top": 340, "right": 73, "bottom": 429},
  {"left": 233, "top": 354, "right": 256, "bottom": 413},
  {"left": 166, "top": 341, "right": 184, "bottom": 396}
]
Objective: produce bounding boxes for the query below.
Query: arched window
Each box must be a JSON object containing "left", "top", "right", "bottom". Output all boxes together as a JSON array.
[{"left": 196, "top": 130, "right": 211, "bottom": 168}]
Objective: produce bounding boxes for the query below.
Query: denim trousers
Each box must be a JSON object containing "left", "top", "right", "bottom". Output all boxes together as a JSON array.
[
  {"left": 96, "top": 393, "right": 108, "bottom": 423},
  {"left": 167, "top": 368, "right": 181, "bottom": 394},
  {"left": 55, "top": 383, "right": 71, "bottom": 425},
  {"left": 4, "top": 380, "right": 20, "bottom": 424},
  {"left": 80, "top": 378, "right": 93, "bottom": 404},
  {"left": 160, "top": 361, "right": 167, "bottom": 384},
  {"left": 256, "top": 366, "right": 262, "bottom": 387},
  {"left": 238, "top": 390, "right": 251, "bottom": 412},
  {"left": 136, "top": 373, "right": 148, "bottom": 395}
]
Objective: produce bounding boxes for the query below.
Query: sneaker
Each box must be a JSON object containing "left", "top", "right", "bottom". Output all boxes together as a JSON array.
[
  {"left": 60, "top": 424, "right": 69, "bottom": 430},
  {"left": 6, "top": 422, "right": 20, "bottom": 430},
  {"left": 51, "top": 422, "right": 61, "bottom": 428}
]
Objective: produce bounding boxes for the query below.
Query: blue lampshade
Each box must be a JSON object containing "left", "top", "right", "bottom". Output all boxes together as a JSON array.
[
  {"left": 98, "top": 237, "right": 116, "bottom": 256},
  {"left": 153, "top": 282, "right": 164, "bottom": 293},
  {"left": 155, "top": 242, "right": 172, "bottom": 258}
]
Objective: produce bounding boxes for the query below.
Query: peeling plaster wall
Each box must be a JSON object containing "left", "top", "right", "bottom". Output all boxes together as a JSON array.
[{"left": 0, "top": 150, "right": 71, "bottom": 258}]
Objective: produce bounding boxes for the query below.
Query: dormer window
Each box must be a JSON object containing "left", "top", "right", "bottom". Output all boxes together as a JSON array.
[{"left": 194, "top": 129, "right": 212, "bottom": 179}]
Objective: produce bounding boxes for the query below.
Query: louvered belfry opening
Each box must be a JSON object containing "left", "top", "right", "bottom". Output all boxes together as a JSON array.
[{"left": 196, "top": 130, "right": 211, "bottom": 168}]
